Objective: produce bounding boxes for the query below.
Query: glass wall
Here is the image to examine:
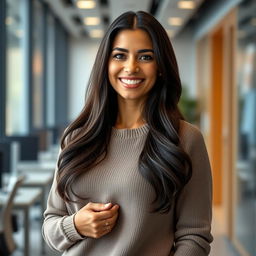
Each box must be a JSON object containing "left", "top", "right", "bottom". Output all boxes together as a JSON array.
[
  {"left": 5, "top": 0, "right": 28, "bottom": 135},
  {"left": 3, "top": 0, "right": 70, "bottom": 140},
  {"left": 235, "top": 1, "right": 256, "bottom": 255}
]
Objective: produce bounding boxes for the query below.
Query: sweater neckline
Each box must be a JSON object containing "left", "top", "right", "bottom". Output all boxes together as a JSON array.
[{"left": 112, "top": 123, "right": 149, "bottom": 139}]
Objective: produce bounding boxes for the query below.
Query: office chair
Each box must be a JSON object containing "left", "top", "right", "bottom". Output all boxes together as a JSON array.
[{"left": 0, "top": 176, "right": 24, "bottom": 255}]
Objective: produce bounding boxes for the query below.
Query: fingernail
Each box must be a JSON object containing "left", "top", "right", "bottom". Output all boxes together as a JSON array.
[{"left": 105, "top": 203, "right": 111, "bottom": 207}]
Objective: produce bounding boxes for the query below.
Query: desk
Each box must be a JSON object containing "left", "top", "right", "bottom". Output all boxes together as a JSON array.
[
  {"left": 21, "top": 172, "right": 53, "bottom": 210},
  {"left": 18, "top": 160, "right": 56, "bottom": 173},
  {"left": 0, "top": 187, "right": 42, "bottom": 256},
  {"left": 4, "top": 172, "right": 53, "bottom": 211}
]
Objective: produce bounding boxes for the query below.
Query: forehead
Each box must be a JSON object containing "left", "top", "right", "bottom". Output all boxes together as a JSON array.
[{"left": 112, "top": 29, "right": 153, "bottom": 49}]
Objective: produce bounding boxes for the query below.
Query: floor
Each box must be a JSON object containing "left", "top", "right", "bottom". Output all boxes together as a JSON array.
[
  {"left": 11, "top": 206, "right": 241, "bottom": 256},
  {"left": 210, "top": 207, "right": 240, "bottom": 256}
]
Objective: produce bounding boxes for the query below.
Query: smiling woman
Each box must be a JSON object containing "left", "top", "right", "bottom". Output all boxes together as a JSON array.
[
  {"left": 42, "top": 11, "right": 213, "bottom": 256},
  {"left": 108, "top": 29, "right": 158, "bottom": 123}
]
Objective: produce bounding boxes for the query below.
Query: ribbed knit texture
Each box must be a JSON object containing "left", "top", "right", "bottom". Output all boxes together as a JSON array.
[{"left": 42, "top": 121, "right": 213, "bottom": 256}]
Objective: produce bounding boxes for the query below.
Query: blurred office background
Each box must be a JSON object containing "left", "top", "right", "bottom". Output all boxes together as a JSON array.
[{"left": 0, "top": 0, "right": 255, "bottom": 255}]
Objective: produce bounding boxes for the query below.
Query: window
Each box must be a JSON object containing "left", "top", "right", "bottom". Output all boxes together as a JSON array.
[
  {"left": 5, "top": 0, "right": 28, "bottom": 135},
  {"left": 235, "top": 1, "right": 256, "bottom": 255}
]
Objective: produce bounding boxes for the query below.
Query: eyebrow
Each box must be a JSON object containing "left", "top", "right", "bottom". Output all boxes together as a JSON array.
[{"left": 112, "top": 47, "right": 154, "bottom": 53}]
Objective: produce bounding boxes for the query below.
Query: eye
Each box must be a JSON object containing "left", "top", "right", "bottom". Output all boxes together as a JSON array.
[
  {"left": 139, "top": 55, "right": 153, "bottom": 61},
  {"left": 113, "top": 53, "right": 126, "bottom": 60}
]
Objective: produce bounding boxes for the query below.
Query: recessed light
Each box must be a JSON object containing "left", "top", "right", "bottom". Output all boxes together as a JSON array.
[
  {"left": 84, "top": 17, "right": 100, "bottom": 26},
  {"left": 168, "top": 17, "right": 183, "bottom": 26},
  {"left": 76, "top": 0, "right": 96, "bottom": 9},
  {"left": 89, "top": 29, "right": 104, "bottom": 38},
  {"left": 178, "top": 1, "right": 196, "bottom": 9}
]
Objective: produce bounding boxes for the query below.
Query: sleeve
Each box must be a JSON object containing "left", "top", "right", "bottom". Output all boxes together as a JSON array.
[
  {"left": 174, "top": 125, "right": 213, "bottom": 256},
  {"left": 42, "top": 152, "right": 85, "bottom": 252}
]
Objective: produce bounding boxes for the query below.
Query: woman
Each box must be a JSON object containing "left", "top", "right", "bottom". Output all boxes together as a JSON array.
[{"left": 42, "top": 11, "right": 213, "bottom": 256}]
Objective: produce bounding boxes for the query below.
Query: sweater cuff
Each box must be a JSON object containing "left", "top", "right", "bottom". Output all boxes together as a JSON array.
[
  {"left": 61, "top": 214, "right": 85, "bottom": 242},
  {"left": 174, "top": 238, "right": 211, "bottom": 256}
]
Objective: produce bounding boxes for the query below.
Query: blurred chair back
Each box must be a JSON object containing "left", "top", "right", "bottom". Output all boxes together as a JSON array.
[
  {"left": 0, "top": 142, "right": 11, "bottom": 174},
  {"left": 0, "top": 152, "right": 3, "bottom": 189},
  {"left": 0, "top": 176, "right": 24, "bottom": 255},
  {"left": 33, "top": 129, "right": 50, "bottom": 152}
]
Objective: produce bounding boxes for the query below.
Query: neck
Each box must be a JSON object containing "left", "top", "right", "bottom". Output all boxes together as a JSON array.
[{"left": 115, "top": 99, "right": 145, "bottom": 129}]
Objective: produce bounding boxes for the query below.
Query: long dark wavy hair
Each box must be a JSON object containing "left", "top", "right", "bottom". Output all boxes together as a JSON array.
[{"left": 57, "top": 11, "right": 192, "bottom": 213}]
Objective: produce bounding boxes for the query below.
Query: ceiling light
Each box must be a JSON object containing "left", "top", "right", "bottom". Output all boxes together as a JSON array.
[
  {"left": 168, "top": 17, "right": 183, "bottom": 26},
  {"left": 84, "top": 17, "right": 100, "bottom": 25},
  {"left": 178, "top": 1, "right": 196, "bottom": 9},
  {"left": 76, "top": 0, "right": 96, "bottom": 9},
  {"left": 89, "top": 29, "right": 104, "bottom": 38}
]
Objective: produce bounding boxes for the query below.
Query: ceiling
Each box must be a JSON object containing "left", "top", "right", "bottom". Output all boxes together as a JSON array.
[{"left": 44, "top": 0, "right": 205, "bottom": 39}]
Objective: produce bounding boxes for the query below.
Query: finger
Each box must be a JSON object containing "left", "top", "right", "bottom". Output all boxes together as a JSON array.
[
  {"left": 91, "top": 204, "right": 119, "bottom": 221},
  {"left": 110, "top": 204, "right": 120, "bottom": 212},
  {"left": 85, "top": 202, "right": 112, "bottom": 212},
  {"left": 100, "top": 212, "right": 118, "bottom": 227},
  {"left": 94, "top": 210, "right": 116, "bottom": 221},
  {"left": 100, "top": 219, "right": 112, "bottom": 230}
]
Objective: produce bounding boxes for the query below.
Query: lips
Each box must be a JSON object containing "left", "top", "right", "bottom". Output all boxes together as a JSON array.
[{"left": 119, "top": 77, "right": 144, "bottom": 88}]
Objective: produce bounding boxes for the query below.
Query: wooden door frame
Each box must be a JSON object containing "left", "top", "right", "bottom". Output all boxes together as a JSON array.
[{"left": 196, "top": 9, "right": 237, "bottom": 238}]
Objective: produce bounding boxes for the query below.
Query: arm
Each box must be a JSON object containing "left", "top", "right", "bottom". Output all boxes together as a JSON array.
[
  {"left": 174, "top": 125, "right": 213, "bottom": 255},
  {"left": 42, "top": 166, "right": 85, "bottom": 252}
]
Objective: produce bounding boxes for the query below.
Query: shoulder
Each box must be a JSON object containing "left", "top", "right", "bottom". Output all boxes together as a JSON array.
[{"left": 178, "top": 120, "right": 206, "bottom": 154}]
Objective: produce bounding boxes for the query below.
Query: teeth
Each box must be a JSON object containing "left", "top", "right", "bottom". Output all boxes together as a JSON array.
[{"left": 121, "top": 79, "right": 142, "bottom": 85}]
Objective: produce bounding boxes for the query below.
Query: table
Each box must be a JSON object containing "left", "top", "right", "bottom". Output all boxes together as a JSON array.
[
  {"left": 17, "top": 160, "right": 56, "bottom": 173},
  {"left": 0, "top": 187, "right": 42, "bottom": 256},
  {"left": 21, "top": 172, "right": 54, "bottom": 210},
  {"left": 3, "top": 172, "right": 54, "bottom": 211}
]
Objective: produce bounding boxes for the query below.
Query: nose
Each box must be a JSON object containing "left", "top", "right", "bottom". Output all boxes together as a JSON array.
[{"left": 123, "top": 58, "right": 139, "bottom": 74}]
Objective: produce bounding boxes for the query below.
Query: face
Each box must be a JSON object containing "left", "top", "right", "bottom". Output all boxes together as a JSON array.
[{"left": 108, "top": 29, "right": 158, "bottom": 105}]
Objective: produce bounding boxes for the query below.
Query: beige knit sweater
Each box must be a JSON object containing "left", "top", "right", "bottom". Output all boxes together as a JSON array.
[{"left": 42, "top": 120, "right": 213, "bottom": 256}]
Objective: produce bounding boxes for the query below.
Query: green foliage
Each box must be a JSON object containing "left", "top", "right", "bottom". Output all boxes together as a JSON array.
[{"left": 178, "top": 87, "right": 198, "bottom": 124}]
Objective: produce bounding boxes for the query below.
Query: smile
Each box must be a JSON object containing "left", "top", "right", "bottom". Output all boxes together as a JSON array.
[{"left": 119, "top": 78, "right": 144, "bottom": 86}]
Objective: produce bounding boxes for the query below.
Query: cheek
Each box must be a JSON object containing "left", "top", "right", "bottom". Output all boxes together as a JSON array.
[
  {"left": 147, "top": 65, "right": 158, "bottom": 82},
  {"left": 108, "top": 62, "right": 119, "bottom": 78}
]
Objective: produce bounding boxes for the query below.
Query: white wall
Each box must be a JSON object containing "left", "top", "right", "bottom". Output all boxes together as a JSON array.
[
  {"left": 68, "top": 38, "right": 100, "bottom": 121},
  {"left": 172, "top": 30, "right": 196, "bottom": 98}
]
